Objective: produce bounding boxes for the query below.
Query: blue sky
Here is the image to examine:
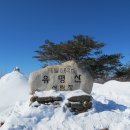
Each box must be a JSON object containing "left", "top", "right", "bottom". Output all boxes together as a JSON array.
[{"left": 0, "top": 0, "right": 130, "bottom": 76}]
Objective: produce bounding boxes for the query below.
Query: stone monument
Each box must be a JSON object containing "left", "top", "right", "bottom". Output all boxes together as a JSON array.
[
  {"left": 29, "top": 60, "right": 93, "bottom": 94},
  {"left": 29, "top": 60, "right": 93, "bottom": 114}
]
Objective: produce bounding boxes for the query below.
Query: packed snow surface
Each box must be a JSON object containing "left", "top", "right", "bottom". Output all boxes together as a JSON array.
[
  {"left": 0, "top": 71, "right": 130, "bottom": 130},
  {"left": 0, "top": 70, "right": 28, "bottom": 112}
]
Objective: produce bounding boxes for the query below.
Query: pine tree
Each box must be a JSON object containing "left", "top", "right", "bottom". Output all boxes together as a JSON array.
[
  {"left": 114, "top": 64, "right": 130, "bottom": 81},
  {"left": 34, "top": 35, "right": 122, "bottom": 80}
]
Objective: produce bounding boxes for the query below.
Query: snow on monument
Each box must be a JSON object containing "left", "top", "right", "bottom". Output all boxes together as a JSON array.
[{"left": 29, "top": 60, "right": 93, "bottom": 94}]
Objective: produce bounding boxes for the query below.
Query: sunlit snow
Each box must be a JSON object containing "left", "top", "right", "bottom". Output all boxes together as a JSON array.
[{"left": 0, "top": 71, "right": 130, "bottom": 130}]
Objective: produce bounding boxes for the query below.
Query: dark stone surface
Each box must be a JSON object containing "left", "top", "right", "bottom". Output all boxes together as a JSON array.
[
  {"left": 100, "top": 128, "right": 108, "bottom": 130},
  {"left": 83, "top": 101, "right": 92, "bottom": 109},
  {"left": 68, "top": 95, "right": 92, "bottom": 103},
  {"left": 30, "top": 96, "right": 38, "bottom": 102},
  {"left": 30, "top": 95, "right": 92, "bottom": 114},
  {"left": 0, "top": 122, "right": 4, "bottom": 127},
  {"left": 65, "top": 95, "right": 92, "bottom": 114},
  {"left": 30, "top": 96, "right": 63, "bottom": 104},
  {"left": 70, "top": 102, "right": 85, "bottom": 111}
]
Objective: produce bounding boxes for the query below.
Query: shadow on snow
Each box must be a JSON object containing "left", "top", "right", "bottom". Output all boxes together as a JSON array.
[{"left": 93, "top": 99, "right": 127, "bottom": 112}]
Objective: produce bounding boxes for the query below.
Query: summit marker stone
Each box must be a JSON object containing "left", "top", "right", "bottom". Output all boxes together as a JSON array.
[{"left": 29, "top": 61, "right": 93, "bottom": 94}]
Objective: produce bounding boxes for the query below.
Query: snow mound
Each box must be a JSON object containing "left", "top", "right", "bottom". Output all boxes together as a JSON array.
[
  {"left": 93, "top": 80, "right": 130, "bottom": 107},
  {"left": 1, "top": 80, "right": 130, "bottom": 130},
  {"left": 0, "top": 70, "right": 29, "bottom": 112}
]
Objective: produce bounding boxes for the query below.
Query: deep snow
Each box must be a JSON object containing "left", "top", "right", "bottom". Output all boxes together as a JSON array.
[
  {"left": 0, "top": 71, "right": 130, "bottom": 130},
  {"left": 0, "top": 70, "right": 28, "bottom": 112}
]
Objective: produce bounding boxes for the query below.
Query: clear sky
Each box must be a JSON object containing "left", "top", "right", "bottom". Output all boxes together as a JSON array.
[{"left": 0, "top": 0, "right": 130, "bottom": 76}]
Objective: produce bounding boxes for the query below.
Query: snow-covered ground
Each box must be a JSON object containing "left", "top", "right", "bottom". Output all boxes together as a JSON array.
[
  {"left": 0, "top": 70, "right": 28, "bottom": 113},
  {"left": 0, "top": 71, "right": 130, "bottom": 130}
]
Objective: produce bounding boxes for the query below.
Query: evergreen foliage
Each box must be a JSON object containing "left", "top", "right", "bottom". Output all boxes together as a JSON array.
[
  {"left": 34, "top": 35, "right": 122, "bottom": 80},
  {"left": 114, "top": 64, "right": 130, "bottom": 81}
]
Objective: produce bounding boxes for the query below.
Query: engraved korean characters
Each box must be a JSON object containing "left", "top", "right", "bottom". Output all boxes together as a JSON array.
[
  {"left": 29, "top": 60, "right": 93, "bottom": 94},
  {"left": 41, "top": 67, "right": 81, "bottom": 91}
]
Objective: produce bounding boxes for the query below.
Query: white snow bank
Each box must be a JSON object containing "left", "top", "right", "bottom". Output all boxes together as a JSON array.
[
  {"left": 1, "top": 80, "right": 130, "bottom": 130},
  {"left": 92, "top": 80, "right": 130, "bottom": 107},
  {"left": 34, "top": 89, "right": 88, "bottom": 99},
  {"left": 0, "top": 70, "right": 29, "bottom": 112}
]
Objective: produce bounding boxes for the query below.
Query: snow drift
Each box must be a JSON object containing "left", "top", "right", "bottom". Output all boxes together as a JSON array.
[
  {"left": 0, "top": 71, "right": 130, "bottom": 130},
  {"left": 93, "top": 81, "right": 130, "bottom": 107},
  {"left": 0, "top": 70, "right": 29, "bottom": 112}
]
